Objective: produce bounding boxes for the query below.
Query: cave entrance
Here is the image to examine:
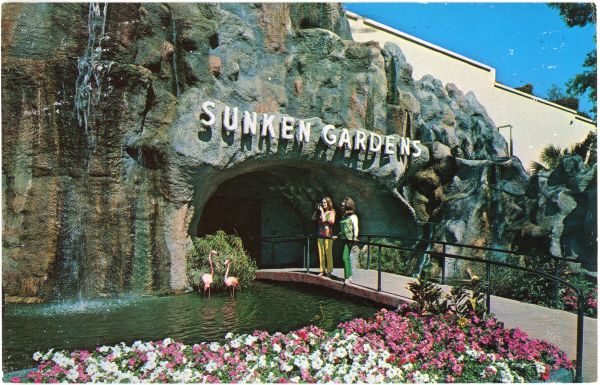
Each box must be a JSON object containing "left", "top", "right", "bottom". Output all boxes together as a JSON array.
[
  {"left": 198, "top": 195, "right": 263, "bottom": 260},
  {"left": 196, "top": 165, "right": 417, "bottom": 268}
]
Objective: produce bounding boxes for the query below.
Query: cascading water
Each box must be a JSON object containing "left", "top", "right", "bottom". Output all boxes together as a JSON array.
[
  {"left": 170, "top": 15, "right": 181, "bottom": 96},
  {"left": 74, "top": 2, "right": 112, "bottom": 157},
  {"left": 61, "top": 2, "right": 111, "bottom": 300},
  {"left": 53, "top": 184, "right": 85, "bottom": 300}
]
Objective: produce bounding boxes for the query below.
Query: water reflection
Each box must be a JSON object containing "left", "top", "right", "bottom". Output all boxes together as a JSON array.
[{"left": 3, "top": 281, "right": 381, "bottom": 372}]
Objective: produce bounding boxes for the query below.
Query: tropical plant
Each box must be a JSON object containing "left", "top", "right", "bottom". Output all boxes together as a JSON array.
[
  {"left": 408, "top": 274, "right": 487, "bottom": 318},
  {"left": 548, "top": 3, "right": 597, "bottom": 118},
  {"left": 529, "top": 130, "right": 597, "bottom": 174},
  {"left": 187, "top": 231, "right": 256, "bottom": 290}
]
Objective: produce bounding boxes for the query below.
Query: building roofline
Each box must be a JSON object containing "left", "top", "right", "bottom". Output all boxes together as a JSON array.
[
  {"left": 346, "top": 10, "right": 597, "bottom": 127},
  {"left": 494, "top": 82, "right": 596, "bottom": 125},
  {"left": 346, "top": 10, "right": 494, "bottom": 73}
]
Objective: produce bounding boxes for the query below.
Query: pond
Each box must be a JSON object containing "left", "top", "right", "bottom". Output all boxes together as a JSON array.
[{"left": 3, "top": 281, "right": 383, "bottom": 373}]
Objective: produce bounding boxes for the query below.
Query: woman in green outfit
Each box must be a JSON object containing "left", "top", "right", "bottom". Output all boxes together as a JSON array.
[{"left": 339, "top": 197, "right": 359, "bottom": 284}]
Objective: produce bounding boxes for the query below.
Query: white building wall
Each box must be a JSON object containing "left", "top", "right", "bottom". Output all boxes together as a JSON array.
[{"left": 347, "top": 12, "right": 596, "bottom": 169}]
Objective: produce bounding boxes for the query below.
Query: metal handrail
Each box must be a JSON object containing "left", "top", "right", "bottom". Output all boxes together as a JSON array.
[
  {"left": 359, "top": 233, "right": 577, "bottom": 263},
  {"left": 260, "top": 234, "right": 586, "bottom": 382}
]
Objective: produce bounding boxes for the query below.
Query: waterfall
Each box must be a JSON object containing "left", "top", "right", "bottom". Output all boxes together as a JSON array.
[
  {"left": 53, "top": 184, "right": 85, "bottom": 300},
  {"left": 66, "top": 2, "right": 111, "bottom": 299},
  {"left": 74, "top": 2, "right": 112, "bottom": 155},
  {"left": 171, "top": 15, "right": 181, "bottom": 96}
]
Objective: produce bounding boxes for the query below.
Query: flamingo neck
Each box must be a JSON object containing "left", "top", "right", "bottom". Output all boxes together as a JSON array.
[
  {"left": 225, "top": 263, "right": 230, "bottom": 280},
  {"left": 209, "top": 256, "right": 214, "bottom": 276}
]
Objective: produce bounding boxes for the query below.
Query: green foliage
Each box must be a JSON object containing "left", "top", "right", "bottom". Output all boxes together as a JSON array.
[
  {"left": 487, "top": 257, "right": 597, "bottom": 317},
  {"left": 408, "top": 277, "right": 445, "bottom": 315},
  {"left": 187, "top": 231, "right": 256, "bottom": 290},
  {"left": 549, "top": 3, "right": 596, "bottom": 118},
  {"left": 529, "top": 130, "right": 597, "bottom": 174},
  {"left": 516, "top": 83, "right": 534, "bottom": 95},
  {"left": 549, "top": 3, "right": 596, "bottom": 27},
  {"left": 357, "top": 239, "right": 427, "bottom": 277},
  {"left": 408, "top": 275, "right": 487, "bottom": 318}
]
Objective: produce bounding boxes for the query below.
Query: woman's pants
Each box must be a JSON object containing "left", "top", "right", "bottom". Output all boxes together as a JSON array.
[
  {"left": 342, "top": 243, "right": 353, "bottom": 279},
  {"left": 317, "top": 238, "right": 333, "bottom": 273}
]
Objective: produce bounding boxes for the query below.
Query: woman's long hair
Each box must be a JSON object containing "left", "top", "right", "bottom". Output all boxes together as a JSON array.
[
  {"left": 342, "top": 197, "right": 355, "bottom": 216},
  {"left": 323, "top": 196, "right": 334, "bottom": 212}
]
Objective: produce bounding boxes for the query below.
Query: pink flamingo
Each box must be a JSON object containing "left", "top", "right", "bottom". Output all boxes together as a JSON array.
[
  {"left": 201, "top": 250, "right": 217, "bottom": 298},
  {"left": 224, "top": 259, "right": 240, "bottom": 298}
]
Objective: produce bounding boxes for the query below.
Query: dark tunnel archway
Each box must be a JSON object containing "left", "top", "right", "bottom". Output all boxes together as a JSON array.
[{"left": 196, "top": 164, "right": 418, "bottom": 268}]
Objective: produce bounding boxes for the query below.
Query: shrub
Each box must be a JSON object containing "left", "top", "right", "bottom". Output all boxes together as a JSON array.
[
  {"left": 357, "top": 238, "right": 431, "bottom": 278},
  {"left": 187, "top": 231, "right": 256, "bottom": 290}
]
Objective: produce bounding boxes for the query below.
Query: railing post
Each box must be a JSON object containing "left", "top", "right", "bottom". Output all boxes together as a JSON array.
[
  {"left": 302, "top": 241, "right": 306, "bottom": 271},
  {"left": 441, "top": 243, "right": 446, "bottom": 285},
  {"left": 553, "top": 258, "right": 560, "bottom": 307},
  {"left": 367, "top": 235, "right": 371, "bottom": 270},
  {"left": 271, "top": 241, "right": 275, "bottom": 267},
  {"left": 485, "top": 260, "right": 491, "bottom": 315},
  {"left": 377, "top": 245, "right": 382, "bottom": 292},
  {"left": 575, "top": 292, "right": 585, "bottom": 383},
  {"left": 306, "top": 237, "right": 310, "bottom": 273}
]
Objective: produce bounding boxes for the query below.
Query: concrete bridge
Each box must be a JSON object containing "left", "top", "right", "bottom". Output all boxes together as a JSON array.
[{"left": 257, "top": 267, "right": 598, "bottom": 382}]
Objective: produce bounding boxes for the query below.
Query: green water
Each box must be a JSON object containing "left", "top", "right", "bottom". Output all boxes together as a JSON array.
[{"left": 2, "top": 281, "right": 383, "bottom": 372}]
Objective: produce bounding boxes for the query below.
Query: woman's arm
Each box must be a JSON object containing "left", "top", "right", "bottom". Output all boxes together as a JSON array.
[{"left": 351, "top": 215, "right": 359, "bottom": 241}]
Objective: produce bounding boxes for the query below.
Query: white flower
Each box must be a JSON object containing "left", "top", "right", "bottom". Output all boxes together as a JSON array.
[
  {"left": 280, "top": 362, "right": 293, "bottom": 372},
  {"left": 209, "top": 342, "right": 220, "bottom": 352},
  {"left": 100, "top": 360, "right": 118, "bottom": 373},
  {"left": 32, "top": 352, "right": 43, "bottom": 361},
  {"left": 343, "top": 372, "right": 357, "bottom": 383},
  {"left": 205, "top": 361, "right": 218, "bottom": 373},
  {"left": 334, "top": 347, "right": 348, "bottom": 358},
  {"left": 534, "top": 361, "right": 546, "bottom": 375},
  {"left": 147, "top": 351, "right": 158, "bottom": 362},
  {"left": 230, "top": 338, "right": 241, "bottom": 349},
  {"left": 294, "top": 355, "right": 310, "bottom": 370},
  {"left": 162, "top": 337, "right": 173, "bottom": 346},
  {"left": 225, "top": 332, "right": 233, "bottom": 339},
  {"left": 98, "top": 345, "right": 110, "bottom": 353},
  {"left": 246, "top": 353, "right": 257, "bottom": 362},
  {"left": 66, "top": 368, "right": 79, "bottom": 381},
  {"left": 272, "top": 343, "right": 282, "bottom": 353},
  {"left": 386, "top": 366, "right": 404, "bottom": 380},
  {"left": 258, "top": 355, "right": 267, "bottom": 368},
  {"left": 244, "top": 335, "right": 258, "bottom": 346}
]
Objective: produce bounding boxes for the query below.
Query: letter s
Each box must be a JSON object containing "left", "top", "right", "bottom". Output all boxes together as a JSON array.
[
  {"left": 411, "top": 140, "right": 422, "bottom": 157},
  {"left": 200, "top": 101, "right": 216, "bottom": 126}
]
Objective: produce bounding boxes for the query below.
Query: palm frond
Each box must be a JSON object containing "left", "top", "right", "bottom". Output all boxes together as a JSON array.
[
  {"left": 529, "top": 161, "right": 548, "bottom": 175},
  {"left": 540, "top": 145, "right": 564, "bottom": 169}
]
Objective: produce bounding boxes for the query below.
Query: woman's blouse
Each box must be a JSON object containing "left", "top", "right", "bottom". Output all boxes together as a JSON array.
[
  {"left": 339, "top": 214, "right": 359, "bottom": 241},
  {"left": 318, "top": 210, "right": 335, "bottom": 237}
]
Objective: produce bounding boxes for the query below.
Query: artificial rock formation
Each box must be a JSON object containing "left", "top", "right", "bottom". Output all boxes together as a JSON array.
[{"left": 2, "top": 3, "right": 595, "bottom": 302}]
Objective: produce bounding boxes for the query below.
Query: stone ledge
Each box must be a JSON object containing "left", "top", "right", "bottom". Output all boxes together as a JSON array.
[{"left": 256, "top": 270, "right": 410, "bottom": 308}]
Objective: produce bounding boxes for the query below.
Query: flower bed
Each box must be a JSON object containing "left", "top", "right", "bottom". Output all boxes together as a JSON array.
[{"left": 12, "top": 305, "right": 572, "bottom": 383}]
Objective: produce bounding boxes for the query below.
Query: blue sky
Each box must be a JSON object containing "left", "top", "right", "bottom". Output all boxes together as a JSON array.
[{"left": 344, "top": 3, "right": 596, "bottom": 115}]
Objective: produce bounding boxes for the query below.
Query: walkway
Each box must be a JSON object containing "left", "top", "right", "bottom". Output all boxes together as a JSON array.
[{"left": 257, "top": 267, "right": 597, "bottom": 382}]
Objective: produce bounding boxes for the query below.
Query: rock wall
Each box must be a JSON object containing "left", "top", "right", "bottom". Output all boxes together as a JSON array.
[{"left": 2, "top": 3, "right": 595, "bottom": 302}]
